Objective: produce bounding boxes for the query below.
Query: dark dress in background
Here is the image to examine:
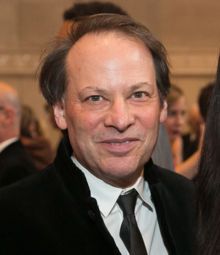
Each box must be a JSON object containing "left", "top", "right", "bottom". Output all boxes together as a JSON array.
[{"left": 182, "top": 133, "right": 199, "bottom": 161}]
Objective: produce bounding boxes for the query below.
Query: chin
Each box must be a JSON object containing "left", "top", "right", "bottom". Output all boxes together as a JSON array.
[
  {"left": 100, "top": 157, "right": 143, "bottom": 185},
  {"left": 173, "top": 135, "right": 179, "bottom": 141}
]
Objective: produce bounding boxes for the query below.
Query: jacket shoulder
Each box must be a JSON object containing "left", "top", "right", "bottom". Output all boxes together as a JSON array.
[
  {"left": 0, "top": 165, "right": 60, "bottom": 205},
  {"left": 153, "top": 164, "right": 196, "bottom": 194}
]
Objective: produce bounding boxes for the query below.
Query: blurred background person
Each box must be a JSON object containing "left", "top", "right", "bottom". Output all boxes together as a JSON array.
[
  {"left": 21, "top": 104, "right": 43, "bottom": 139},
  {"left": 57, "top": 1, "right": 129, "bottom": 40},
  {"left": 197, "top": 56, "right": 220, "bottom": 255},
  {"left": 182, "top": 104, "right": 202, "bottom": 161},
  {"left": 174, "top": 82, "right": 215, "bottom": 180},
  {"left": 21, "top": 105, "right": 55, "bottom": 170},
  {"left": 163, "top": 85, "right": 186, "bottom": 167},
  {"left": 0, "top": 82, "right": 37, "bottom": 188},
  {"left": 163, "top": 85, "right": 205, "bottom": 180}
]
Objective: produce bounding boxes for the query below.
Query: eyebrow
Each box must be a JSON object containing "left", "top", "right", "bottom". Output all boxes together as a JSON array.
[
  {"left": 79, "top": 87, "right": 111, "bottom": 97},
  {"left": 128, "top": 82, "right": 153, "bottom": 92},
  {"left": 79, "top": 82, "right": 153, "bottom": 96}
]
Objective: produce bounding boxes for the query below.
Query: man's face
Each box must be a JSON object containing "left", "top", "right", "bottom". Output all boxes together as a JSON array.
[{"left": 54, "top": 33, "right": 167, "bottom": 187}]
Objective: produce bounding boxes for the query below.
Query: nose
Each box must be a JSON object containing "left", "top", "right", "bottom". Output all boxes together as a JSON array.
[
  {"left": 176, "top": 114, "right": 184, "bottom": 127},
  {"left": 104, "top": 99, "right": 135, "bottom": 132}
]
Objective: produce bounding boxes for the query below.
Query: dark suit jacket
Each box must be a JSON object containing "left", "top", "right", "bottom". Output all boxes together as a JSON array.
[
  {"left": 0, "top": 139, "right": 37, "bottom": 187},
  {"left": 0, "top": 136, "right": 196, "bottom": 255}
]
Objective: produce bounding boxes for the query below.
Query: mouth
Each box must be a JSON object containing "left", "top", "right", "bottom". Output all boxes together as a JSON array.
[
  {"left": 172, "top": 130, "right": 180, "bottom": 135},
  {"left": 107, "top": 140, "right": 131, "bottom": 145},
  {"left": 99, "top": 138, "right": 139, "bottom": 154},
  {"left": 101, "top": 137, "right": 139, "bottom": 144}
]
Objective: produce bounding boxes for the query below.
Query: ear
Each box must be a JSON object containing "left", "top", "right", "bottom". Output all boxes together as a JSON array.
[
  {"left": 159, "top": 100, "right": 167, "bottom": 123},
  {"left": 53, "top": 102, "right": 67, "bottom": 130},
  {"left": 2, "top": 106, "right": 15, "bottom": 125}
]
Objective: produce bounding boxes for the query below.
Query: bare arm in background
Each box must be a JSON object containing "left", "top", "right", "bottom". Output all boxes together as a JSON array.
[{"left": 175, "top": 123, "right": 205, "bottom": 180}]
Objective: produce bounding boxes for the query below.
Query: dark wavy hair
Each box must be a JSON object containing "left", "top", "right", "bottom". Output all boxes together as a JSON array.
[
  {"left": 198, "top": 82, "right": 215, "bottom": 122},
  {"left": 197, "top": 54, "right": 220, "bottom": 255},
  {"left": 39, "top": 14, "right": 170, "bottom": 107}
]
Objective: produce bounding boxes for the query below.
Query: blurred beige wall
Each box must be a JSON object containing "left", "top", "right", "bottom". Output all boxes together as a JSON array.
[{"left": 0, "top": 0, "right": 219, "bottom": 144}]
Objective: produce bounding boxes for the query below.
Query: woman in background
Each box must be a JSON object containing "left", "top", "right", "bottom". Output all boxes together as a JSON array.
[
  {"left": 21, "top": 105, "right": 55, "bottom": 170},
  {"left": 197, "top": 56, "right": 220, "bottom": 255},
  {"left": 164, "top": 86, "right": 203, "bottom": 180},
  {"left": 21, "top": 105, "right": 43, "bottom": 139},
  {"left": 163, "top": 85, "right": 186, "bottom": 167}
]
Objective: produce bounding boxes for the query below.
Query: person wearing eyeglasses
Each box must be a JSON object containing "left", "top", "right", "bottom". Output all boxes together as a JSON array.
[{"left": 0, "top": 82, "right": 37, "bottom": 187}]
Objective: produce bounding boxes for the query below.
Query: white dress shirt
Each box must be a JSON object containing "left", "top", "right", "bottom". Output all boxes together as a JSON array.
[
  {"left": 72, "top": 156, "right": 168, "bottom": 255},
  {"left": 0, "top": 137, "right": 19, "bottom": 153}
]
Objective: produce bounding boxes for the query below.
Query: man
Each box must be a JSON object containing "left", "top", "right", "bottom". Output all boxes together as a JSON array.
[
  {"left": 0, "top": 82, "right": 37, "bottom": 187},
  {"left": 0, "top": 15, "right": 196, "bottom": 254},
  {"left": 58, "top": 1, "right": 174, "bottom": 171}
]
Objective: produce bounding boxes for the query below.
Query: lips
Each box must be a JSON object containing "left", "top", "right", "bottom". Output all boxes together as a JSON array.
[
  {"left": 108, "top": 140, "right": 130, "bottom": 145},
  {"left": 171, "top": 130, "right": 180, "bottom": 135},
  {"left": 98, "top": 137, "right": 139, "bottom": 154},
  {"left": 100, "top": 137, "right": 139, "bottom": 144}
]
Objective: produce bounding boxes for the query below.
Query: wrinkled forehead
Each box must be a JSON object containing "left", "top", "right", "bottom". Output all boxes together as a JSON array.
[
  {"left": 69, "top": 29, "right": 149, "bottom": 52},
  {"left": 65, "top": 31, "right": 155, "bottom": 78},
  {"left": 63, "top": 31, "right": 159, "bottom": 108}
]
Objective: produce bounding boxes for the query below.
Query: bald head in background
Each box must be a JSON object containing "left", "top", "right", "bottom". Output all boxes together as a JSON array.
[
  {"left": 0, "top": 82, "right": 37, "bottom": 188},
  {"left": 0, "top": 82, "right": 21, "bottom": 143}
]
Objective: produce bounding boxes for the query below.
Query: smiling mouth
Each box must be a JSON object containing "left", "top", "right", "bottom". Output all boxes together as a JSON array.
[
  {"left": 101, "top": 137, "right": 138, "bottom": 144},
  {"left": 108, "top": 141, "right": 131, "bottom": 145},
  {"left": 98, "top": 138, "right": 139, "bottom": 155}
]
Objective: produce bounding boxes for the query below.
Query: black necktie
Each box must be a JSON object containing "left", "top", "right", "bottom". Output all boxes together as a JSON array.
[{"left": 117, "top": 189, "right": 148, "bottom": 255}]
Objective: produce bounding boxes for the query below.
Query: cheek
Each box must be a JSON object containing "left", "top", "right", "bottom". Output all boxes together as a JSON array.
[
  {"left": 139, "top": 109, "right": 160, "bottom": 130},
  {"left": 164, "top": 118, "right": 174, "bottom": 131},
  {"left": 67, "top": 109, "right": 103, "bottom": 136}
]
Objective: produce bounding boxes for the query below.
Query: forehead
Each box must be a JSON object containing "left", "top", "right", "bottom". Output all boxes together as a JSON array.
[
  {"left": 66, "top": 32, "right": 156, "bottom": 89},
  {"left": 169, "top": 96, "right": 186, "bottom": 109}
]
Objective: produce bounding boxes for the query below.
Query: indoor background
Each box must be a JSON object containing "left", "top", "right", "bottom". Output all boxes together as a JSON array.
[{"left": 0, "top": 0, "right": 219, "bottom": 147}]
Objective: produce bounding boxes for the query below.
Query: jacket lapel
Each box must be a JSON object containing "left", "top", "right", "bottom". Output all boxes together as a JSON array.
[
  {"left": 55, "top": 137, "right": 183, "bottom": 255},
  {"left": 144, "top": 159, "right": 177, "bottom": 255},
  {"left": 54, "top": 136, "right": 121, "bottom": 255}
]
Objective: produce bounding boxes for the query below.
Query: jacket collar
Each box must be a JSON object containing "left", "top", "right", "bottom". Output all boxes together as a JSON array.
[
  {"left": 54, "top": 136, "right": 162, "bottom": 199},
  {"left": 54, "top": 136, "right": 176, "bottom": 254}
]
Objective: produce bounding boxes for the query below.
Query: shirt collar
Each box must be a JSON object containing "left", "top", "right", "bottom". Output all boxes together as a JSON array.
[
  {"left": 71, "top": 156, "right": 153, "bottom": 217},
  {"left": 0, "top": 137, "right": 19, "bottom": 153}
]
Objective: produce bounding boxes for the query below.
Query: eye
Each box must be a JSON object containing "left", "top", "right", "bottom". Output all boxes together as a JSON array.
[
  {"left": 132, "top": 92, "right": 147, "bottom": 99},
  {"left": 89, "top": 95, "right": 103, "bottom": 102},
  {"left": 168, "top": 111, "right": 176, "bottom": 117},
  {"left": 181, "top": 111, "right": 186, "bottom": 116}
]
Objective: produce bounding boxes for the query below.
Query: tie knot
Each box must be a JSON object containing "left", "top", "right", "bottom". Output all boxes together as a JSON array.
[{"left": 117, "top": 189, "right": 138, "bottom": 217}]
